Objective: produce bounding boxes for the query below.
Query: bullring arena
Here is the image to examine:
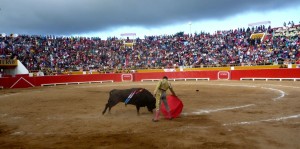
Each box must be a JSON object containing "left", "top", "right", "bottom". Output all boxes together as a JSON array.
[{"left": 0, "top": 80, "right": 299, "bottom": 149}]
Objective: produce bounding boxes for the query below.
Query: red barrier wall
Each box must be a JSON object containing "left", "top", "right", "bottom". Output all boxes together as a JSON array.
[
  {"left": 0, "top": 74, "right": 123, "bottom": 89},
  {"left": 1, "top": 69, "right": 299, "bottom": 89},
  {"left": 133, "top": 71, "right": 219, "bottom": 81},
  {"left": 231, "top": 68, "right": 300, "bottom": 80}
]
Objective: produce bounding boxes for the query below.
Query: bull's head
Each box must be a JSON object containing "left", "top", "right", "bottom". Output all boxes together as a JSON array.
[{"left": 147, "top": 100, "right": 156, "bottom": 113}]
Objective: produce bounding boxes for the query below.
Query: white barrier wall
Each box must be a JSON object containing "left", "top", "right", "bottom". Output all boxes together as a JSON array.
[{"left": 4, "top": 60, "right": 29, "bottom": 76}]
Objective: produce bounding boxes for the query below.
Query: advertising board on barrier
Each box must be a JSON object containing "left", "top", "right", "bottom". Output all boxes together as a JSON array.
[
  {"left": 163, "top": 69, "right": 176, "bottom": 72},
  {"left": 0, "top": 59, "right": 18, "bottom": 66},
  {"left": 218, "top": 71, "right": 230, "bottom": 80},
  {"left": 121, "top": 74, "right": 133, "bottom": 82}
]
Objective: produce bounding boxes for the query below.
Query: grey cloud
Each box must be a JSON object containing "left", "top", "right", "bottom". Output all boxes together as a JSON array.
[{"left": 0, "top": 0, "right": 299, "bottom": 36}]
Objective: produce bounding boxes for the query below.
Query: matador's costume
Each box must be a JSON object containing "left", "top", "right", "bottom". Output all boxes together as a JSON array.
[{"left": 152, "top": 76, "right": 176, "bottom": 122}]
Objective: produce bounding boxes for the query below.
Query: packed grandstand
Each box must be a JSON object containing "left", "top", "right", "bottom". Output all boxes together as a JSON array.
[{"left": 1, "top": 21, "right": 300, "bottom": 75}]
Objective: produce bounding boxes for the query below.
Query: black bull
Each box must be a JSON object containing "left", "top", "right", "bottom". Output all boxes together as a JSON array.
[{"left": 102, "top": 88, "right": 156, "bottom": 115}]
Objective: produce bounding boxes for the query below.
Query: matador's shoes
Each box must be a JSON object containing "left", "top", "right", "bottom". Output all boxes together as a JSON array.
[
  {"left": 152, "top": 119, "right": 158, "bottom": 122},
  {"left": 167, "top": 113, "right": 173, "bottom": 120},
  {"left": 152, "top": 110, "right": 160, "bottom": 122}
]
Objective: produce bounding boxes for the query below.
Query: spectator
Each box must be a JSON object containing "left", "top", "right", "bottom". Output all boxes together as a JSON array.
[{"left": 0, "top": 21, "right": 299, "bottom": 73}]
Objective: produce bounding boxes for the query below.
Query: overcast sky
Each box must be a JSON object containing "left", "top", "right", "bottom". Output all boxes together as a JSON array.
[{"left": 1, "top": 0, "right": 300, "bottom": 38}]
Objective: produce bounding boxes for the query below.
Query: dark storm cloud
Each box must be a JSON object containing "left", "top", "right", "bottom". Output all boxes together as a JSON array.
[{"left": 0, "top": 0, "right": 299, "bottom": 35}]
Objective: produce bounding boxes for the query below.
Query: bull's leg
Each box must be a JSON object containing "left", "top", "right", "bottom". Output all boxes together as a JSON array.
[
  {"left": 136, "top": 106, "right": 140, "bottom": 115},
  {"left": 148, "top": 107, "right": 154, "bottom": 113},
  {"left": 108, "top": 106, "right": 112, "bottom": 113},
  {"left": 102, "top": 103, "right": 109, "bottom": 115},
  {"left": 103, "top": 99, "right": 120, "bottom": 115},
  {"left": 109, "top": 100, "right": 120, "bottom": 113}
]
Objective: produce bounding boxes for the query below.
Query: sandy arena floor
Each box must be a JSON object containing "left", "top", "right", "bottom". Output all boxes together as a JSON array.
[{"left": 0, "top": 80, "right": 300, "bottom": 149}]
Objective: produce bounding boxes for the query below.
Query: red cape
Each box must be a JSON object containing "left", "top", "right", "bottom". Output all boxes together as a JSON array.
[{"left": 160, "top": 95, "right": 183, "bottom": 118}]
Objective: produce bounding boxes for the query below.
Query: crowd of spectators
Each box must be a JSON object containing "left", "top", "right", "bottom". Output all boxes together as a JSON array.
[{"left": 0, "top": 22, "right": 300, "bottom": 74}]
